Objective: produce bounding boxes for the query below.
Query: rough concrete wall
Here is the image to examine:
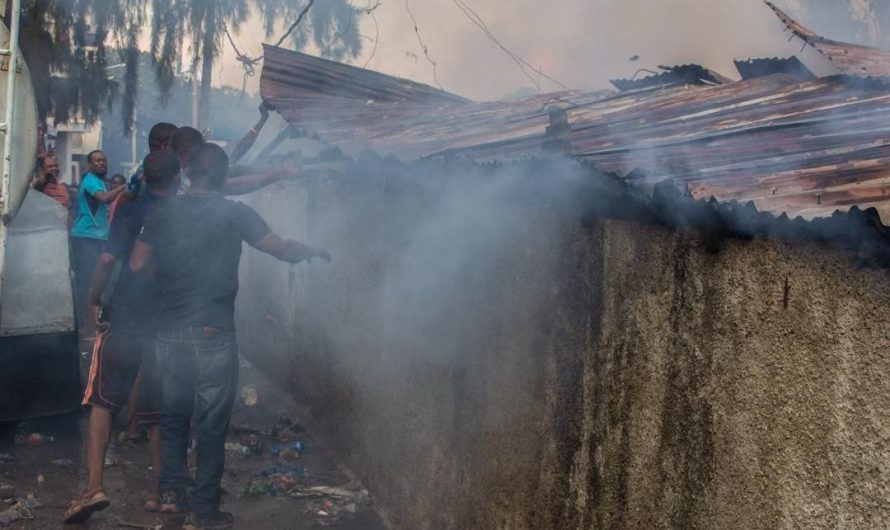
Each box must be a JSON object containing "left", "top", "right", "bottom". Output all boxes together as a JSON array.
[{"left": 236, "top": 169, "right": 890, "bottom": 530}]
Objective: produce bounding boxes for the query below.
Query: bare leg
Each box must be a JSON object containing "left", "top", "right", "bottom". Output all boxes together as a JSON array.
[
  {"left": 85, "top": 406, "right": 113, "bottom": 492},
  {"left": 143, "top": 423, "right": 163, "bottom": 511},
  {"left": 125, "top": 370, "right": 143, "bottom": 438},
  {"left": 148, "top": 424, "right": 161, "bottom": 478}
]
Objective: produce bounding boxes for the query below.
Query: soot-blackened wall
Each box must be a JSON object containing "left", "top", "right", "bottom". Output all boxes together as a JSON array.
[{"left": 237, "top": 163, "right": 890, "bottom": 530}]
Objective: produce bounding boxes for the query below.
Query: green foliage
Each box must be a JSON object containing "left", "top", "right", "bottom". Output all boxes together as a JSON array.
[{"left": 13, "top": 0, "right": 363, "bottom": 133}]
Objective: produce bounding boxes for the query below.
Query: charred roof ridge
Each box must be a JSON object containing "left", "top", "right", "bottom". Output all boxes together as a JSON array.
[{"left": 765, "top": 0, "right": 890, "bottom": 78}]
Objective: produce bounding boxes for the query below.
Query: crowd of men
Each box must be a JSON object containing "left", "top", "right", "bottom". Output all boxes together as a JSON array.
[{"left": 31, "top": 116, "right": 330, "bottom": 530}]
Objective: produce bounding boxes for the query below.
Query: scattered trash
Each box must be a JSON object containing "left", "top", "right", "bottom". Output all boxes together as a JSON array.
[
  {"left": 239, "top": 385, "right": 258, "bottom": 407},
  {"left": 0, "top": 485, "right": 13, "bottom": 500},
  {"left": 0, "top": 498, "right": 42, "bottom": 526},
  {"left": 298, "top": 484, "right": 370, "bottom": 526},
  {"left": 290, "top": 485, "right": 369, "bottom": 503},
  {"left": 239, "top": 434, "right": 264, "bottom": 455},
  {"left": 224, "top": 443, "right": 253, "bottom": 458},
  {"left": 243, "top": 463, "right": 308, "bottom": 497},
  {"left": 14, "top": 433, "right": 54, "bottom": 446},
  {"left": 0, "top": 454, "right": 13, "bottom": 463},
  {"left": 51, "top": 458, "right": 75, "bottom": 469}
]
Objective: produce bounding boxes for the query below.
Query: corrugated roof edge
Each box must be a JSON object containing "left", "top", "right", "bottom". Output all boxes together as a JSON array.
[
  {"left": 570, "top": 158, "right": 890, "bottom": 267},
  {"left": 290, "top": 149, "right": 890, "bottom": 268}
]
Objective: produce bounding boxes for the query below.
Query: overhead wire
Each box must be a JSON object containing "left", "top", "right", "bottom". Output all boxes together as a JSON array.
[
  {"left": 404, "top": 0, "right": 444, "bottom": 90},
  {"left": 222, "top": 0, "right": 318, "bottom": 100},
  {"left": 451, "top": 0, "right": 570, "bottom": 91},
  {"left": 363, "top": 0, "right": 380, "bottom": 68},
  {"left": 271, "top": 0, "right": 318, "bottom": 49}
]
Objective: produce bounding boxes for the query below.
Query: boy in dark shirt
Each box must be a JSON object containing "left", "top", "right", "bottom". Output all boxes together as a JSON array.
[
  {"left": 130, "top": 143, "right": 330, "bottom": 530},
  {"left": 64, "top": 150, "right": 181, "bottom": 524}
]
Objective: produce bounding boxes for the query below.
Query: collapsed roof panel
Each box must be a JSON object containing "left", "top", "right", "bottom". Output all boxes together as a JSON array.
[
  {"left": 610, "top": 64, "right": 731, "bottom": 91},
  {"left": 734, "top": 57, "right": 816, "bottom": 81},
  {"left": 261, "top": 44, "right": 471, "bottom": 107},
  {"left": 765, "top": 1, "right": 890, "bottom": 78}
]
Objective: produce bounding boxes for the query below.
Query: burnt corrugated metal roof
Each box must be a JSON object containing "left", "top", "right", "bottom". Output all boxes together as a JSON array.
[
  {"left": 610, "top": 65, "right": 731, "bottom": 91},
  {"left": 734, "top": 57, "right": 815, "bottom": 81},
  {"left": 261, "top": 44, "right": 470, "bottom": 107},
  {"left": 766, "top": 1, "right": 890, "bottom": 78},
  {"left": 259, "top": 2, "right": 890, "bottom": 225}
]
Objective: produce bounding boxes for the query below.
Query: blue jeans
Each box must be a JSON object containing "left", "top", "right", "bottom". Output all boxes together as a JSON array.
[{"left": 155, "top": 327, "right": 238, "bottom": 517}]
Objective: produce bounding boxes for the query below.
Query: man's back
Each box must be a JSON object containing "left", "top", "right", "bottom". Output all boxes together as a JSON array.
[{"left": 139, "top": 194, "right": 270, "bottom": 331}]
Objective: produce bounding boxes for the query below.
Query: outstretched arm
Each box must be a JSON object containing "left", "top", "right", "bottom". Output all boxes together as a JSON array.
[
  {"left": 230, "top": 101, "right": 271, "bottom": 164},
  {"left": 92, "top": 184, "right": 126, "bottom": 204},
  {"left": 250, "top": 232, "right": 331, "bottom": 264},
  {"left": 223, "top": 163, "right": 301, "bottom": 196}
]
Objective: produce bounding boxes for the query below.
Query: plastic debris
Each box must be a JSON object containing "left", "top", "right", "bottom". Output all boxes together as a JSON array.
[
  {"left": 239, "top": 385, "right": 258, "bottom": 407},
  {"left": 224, "top": 443, "right": 253, "bottom": 458},
  {"left": 14, "top": 433, "right": 54, "bottom": 446},
  {"left": 0, "top": 498, "right": 42, "bottom": 526},
  {"left": 51, "top": 458, "right": 75, "bottom": 469},
  {"left": 243, "top": 463, "right": 308, "bottom": 497},
  {"left": 0, "top": 485, "right": 13, "bottom": 500},
  {"left": 239, "top": 434, "right": 264, "bottom": 455}
]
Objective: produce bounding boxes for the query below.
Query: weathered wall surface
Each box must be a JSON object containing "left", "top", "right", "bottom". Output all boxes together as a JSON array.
[{"left": 236, "top": 163, "right": 890, "bottom": 530}]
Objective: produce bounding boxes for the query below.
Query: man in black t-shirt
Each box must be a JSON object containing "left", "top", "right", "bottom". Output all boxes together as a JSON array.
[{"left": 130, "top": 143, "right": 330, "bottom": 530}]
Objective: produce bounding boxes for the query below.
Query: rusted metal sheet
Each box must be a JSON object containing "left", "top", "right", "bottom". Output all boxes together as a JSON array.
[
  {"left": 734, "top": 57, "right": 816, "bottom": 81},
  {"left": 261, "top": 44, "right": 470, "bottom": 107},
  {"left": 260, "top": 38, "right": 890, "bottom": 224},
  {"left": 766, "top": 1, "right": 890, "bottom": 78},
  {"left": 610, "top": 64, "right": 730, "bottom": 91}
]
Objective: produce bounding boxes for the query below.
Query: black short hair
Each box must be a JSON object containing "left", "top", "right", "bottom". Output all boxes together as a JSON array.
[
  {"left": 172, "top": 126, "right": 205, "bottom": 156},
  {"left": 187, "top": 143, "right": 229, "bottom": 189},
  {"left": 148, "top": 122, "right": 177, "bottom": 151},
  {"left": 36, "top": 153, "right": 55, "bottom": 169},
  {"left": 87, "top": 150, "right": 104, "bottom": 163},
  {"left": 142, "top": 151, "right": 181, "bottom": 192}
]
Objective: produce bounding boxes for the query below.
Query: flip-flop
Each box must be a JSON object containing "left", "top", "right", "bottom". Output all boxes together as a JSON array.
[
  {"left": 144, "top": 493, "right": 161, "bottom": 512},
  {"left": 63, "top": 488, "right": 110, "bottom": 524},
  {"left": 117, "top": 428, "right": 149, "bottom": 445}
]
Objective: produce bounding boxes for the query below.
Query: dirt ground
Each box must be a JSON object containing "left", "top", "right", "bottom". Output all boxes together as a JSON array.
[{"left": 0, "top": 357, "right": 386, "bottom": 530}]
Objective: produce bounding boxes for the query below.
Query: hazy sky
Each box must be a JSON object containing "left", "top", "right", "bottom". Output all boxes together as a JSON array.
[{"left": 214, "top": 0, "right": 839, "bottom": 102}]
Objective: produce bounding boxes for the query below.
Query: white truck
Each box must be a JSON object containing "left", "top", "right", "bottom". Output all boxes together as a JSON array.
[{"left": 0, "top": 3, "right": 80, "bottom": 422}]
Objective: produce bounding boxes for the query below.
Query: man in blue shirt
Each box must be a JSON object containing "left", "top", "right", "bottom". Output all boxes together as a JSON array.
[{"left": 70, "top": 150, "right": 125, "bottom": 336}]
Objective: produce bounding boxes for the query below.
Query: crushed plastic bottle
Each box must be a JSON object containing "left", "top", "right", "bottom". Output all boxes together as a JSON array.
[{"left": 15, "top": 433, "right": 54, "bottom": 446}]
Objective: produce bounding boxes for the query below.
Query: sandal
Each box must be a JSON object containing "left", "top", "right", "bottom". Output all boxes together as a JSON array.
[
  {"left": 159, "top": 490, "right": 186, "bottom": 514},
  {"left": 62, "top": 488, "right": 110, "bottom": 524},
  {"left": 117, "top": 428, "right": 149, "bottom": 445},
  {"left": 144, "top": 493, "right": 161, "bottom": 512}
]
